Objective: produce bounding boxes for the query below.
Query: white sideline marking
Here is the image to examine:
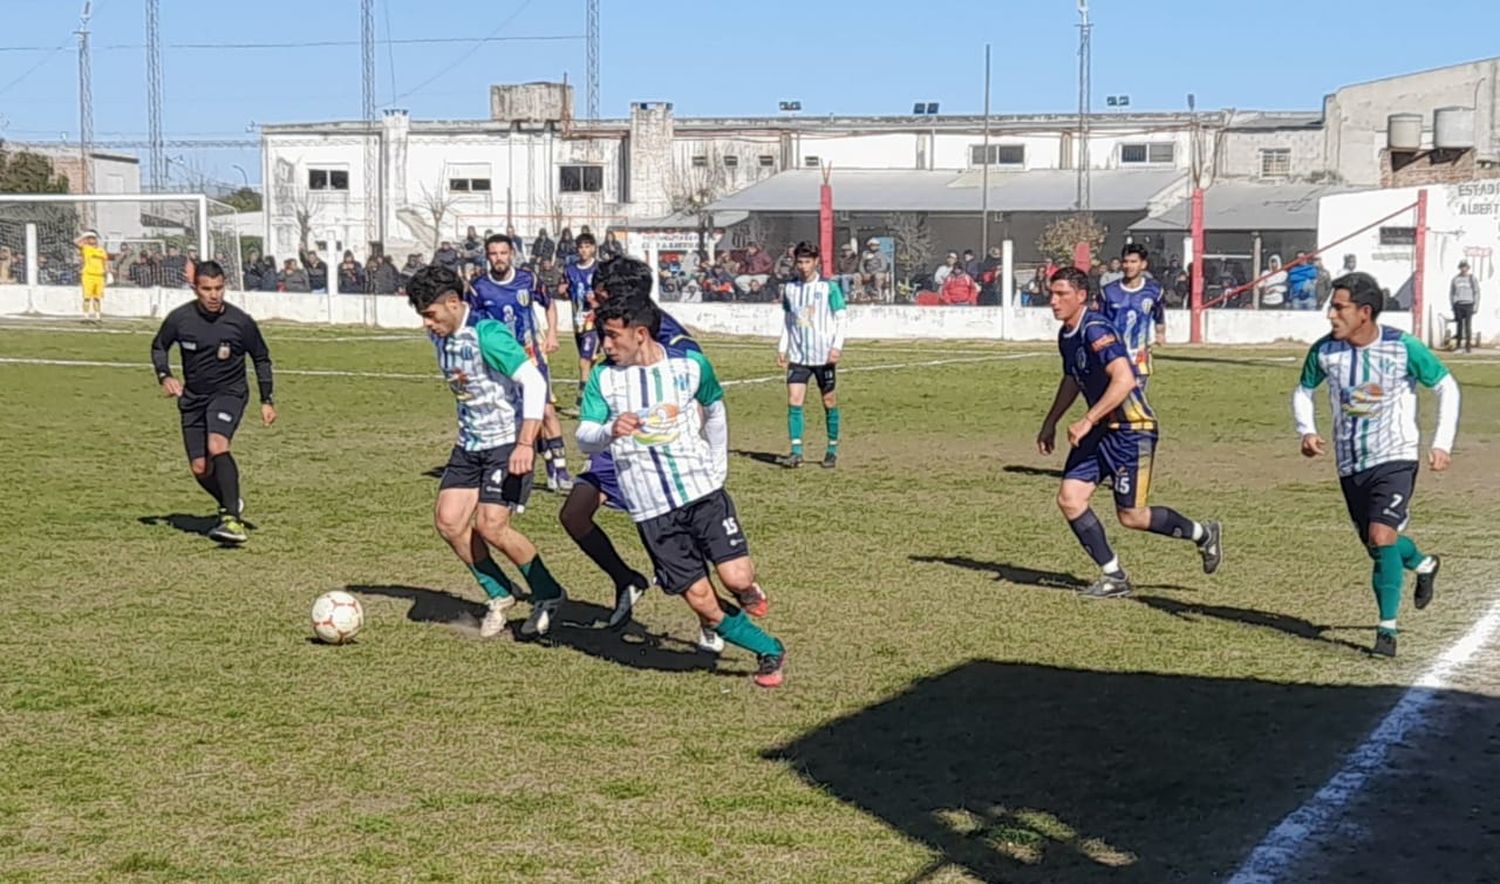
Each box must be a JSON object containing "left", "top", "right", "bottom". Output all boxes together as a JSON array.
[
  {"left": 0, "top": 351, "right": 1043, "bottom": 387},
  {"left": 0, "top": 323, "right": 425, "bottom": 344},
  {"left": 1227, "top": 596, "right": 1500, "bottom": 884}
]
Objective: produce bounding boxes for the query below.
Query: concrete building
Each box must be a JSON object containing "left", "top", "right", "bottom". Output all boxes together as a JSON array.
[{"left": 3, "top": 145, "right": 143, "bottom": 247}]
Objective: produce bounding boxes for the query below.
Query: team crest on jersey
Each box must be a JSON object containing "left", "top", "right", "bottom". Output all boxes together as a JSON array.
[
  {"left": 1075, "top": 347, "right": 1088, "bottom": 370},
  {"left": 1341, "top": 382, "right": 1386, "bottom": 417},
  {"left": 1141, "top": 298, "right": 1153, "bottom": 313},
  {"left": 516, "top": 289, "right": 531, "bottom": 308},
  {"left": 631, "top": 403, "right": 682, "bottom": 447}
]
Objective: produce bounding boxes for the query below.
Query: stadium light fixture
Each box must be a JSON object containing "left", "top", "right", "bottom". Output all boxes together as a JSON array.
[
  {"left": 912, "top": 102, "right": 939, "bottom": 116},
  {"left": 778, "top": 100, "right": 802, "bottom": 113}
]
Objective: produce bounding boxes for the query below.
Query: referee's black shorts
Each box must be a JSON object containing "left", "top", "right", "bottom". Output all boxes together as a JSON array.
[{"left": 179, "top": 392, "right": 247, "bottom": 460}]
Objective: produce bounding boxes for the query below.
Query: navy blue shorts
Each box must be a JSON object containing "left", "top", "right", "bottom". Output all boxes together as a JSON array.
[
  {"left": 577, "top": 450, "right": 628, "bottom": 511},
  {"left": 1063, "top": 427, "right": 1158, "bottom": 510},
  {"left": 574, "top": 328, "right": 599, "bottom": 363}
]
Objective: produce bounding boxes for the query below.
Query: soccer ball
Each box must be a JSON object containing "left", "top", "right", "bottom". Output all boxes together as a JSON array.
[{"left": 311, "top": 591, "right": 364, "bottom": 644}]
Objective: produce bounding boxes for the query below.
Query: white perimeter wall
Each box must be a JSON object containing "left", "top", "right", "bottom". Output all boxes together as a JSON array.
[{"left": 0, "top": 285, "right": 1392, "bottom": 346}]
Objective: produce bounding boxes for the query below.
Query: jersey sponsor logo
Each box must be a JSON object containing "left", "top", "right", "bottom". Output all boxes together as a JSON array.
[
  {"left": 1341, "top": 382, "right": 1386, "bottom": 417},
  {"left": 631, "top": 403, "right": 682, "bottom": 447},
  {"left": 1090, "top": 333, "right": 1118, "bottom": 352},
  {"left": 446, "top": 369, "right": 473, "bottom": 400}
]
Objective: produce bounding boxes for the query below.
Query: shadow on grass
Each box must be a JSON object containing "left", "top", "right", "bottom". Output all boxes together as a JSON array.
[
  {"left": 348, "top": 584, "right": 740, "bottom": 677},
  {"left": 731, "top": 449, "right": 787, "bottom": 467},
  {"left": 1001, "top": 464, "right": 1066, "bottom": 479},
  {"left": 764, "top": 660, "right": 1424, "bottom": 883},
  {"left": 1132, "top": 595, "right": 1372, "bottom": 654},
  {"left": 1155, "top": 352, "right": 1295, "bottom": 369},
  {"left": 137, "top": 513, "right": 256, "bottom": 548},
  {"left": 421, "top": 465, "right": 446, "bottom": 479},
  {"left": 910, "top": 555, "right": 1195, "bottom": 593}
]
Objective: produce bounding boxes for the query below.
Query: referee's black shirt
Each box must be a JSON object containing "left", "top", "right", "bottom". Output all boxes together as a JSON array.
[{"left": 150, "top": 300, "right": 274, "bottom": 402}]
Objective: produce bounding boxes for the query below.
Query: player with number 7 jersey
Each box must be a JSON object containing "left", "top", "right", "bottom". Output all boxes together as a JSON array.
[{"left": 577, "top": 293, "right": 787, "bottom": 687}]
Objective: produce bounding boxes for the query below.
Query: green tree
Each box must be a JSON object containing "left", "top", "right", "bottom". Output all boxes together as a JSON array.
[
  {"left": 1037, "top": 213, "right": 1108, "bottom": 266},
  {"left": 0, "top": 149, "right": 78, "bottom": 263},
  {"left": 0, "top": 148, "right": 71, "bottom": 194},
  {"left": 221, "top": 187, "right": 262, "bottom": 213}
]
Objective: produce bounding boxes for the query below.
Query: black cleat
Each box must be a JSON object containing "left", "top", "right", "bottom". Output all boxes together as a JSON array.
[
  {"left": 1373, "top": 629, "right": 1398, "bottom": 658},
  {"left": 1081, "top": 572, "right": 1133, "bottom": 599},
  {"left": 1197, "top": 521, "right": 1223, "bottom": 575},
  {"left": 776, "top": 453, "right": 804, "bottom": 469},
  {"left": 1414, "top": 555, "right": 1440, "bottom": 610},
  {"left": 821, "top": 451, "right": 838, "bottom": 469}
]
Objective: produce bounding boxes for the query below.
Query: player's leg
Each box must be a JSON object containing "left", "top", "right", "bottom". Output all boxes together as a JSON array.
[
  {"left": 202, "top": 395, "right": 249, "bottom": 542},
  {"left": 574, "top": 329, "right": 597, "bottom": 409},
  {"left": 562, "top": 452, "right": 650, "bottom": 626},
  {"left": 180, "top": 398, "right": 222, "bottom": 511},
  {"left": 1359, "top": 463, "right": 1428, "bottom": 655},
  {"left": 435, "top": 451, "right": 519, "bottom": 637},
  {"left": 779, "top": 366, "right": 811, "bottom": 466},
  {"left": 697, "top": 489, "right": 769, "bottom": 618},
  {"left": 1058, "top": 430, "right": 1130, "bottom": 597},
  {"left": 818, "top": 366, "right": 840, "bottom": 468},
  {"left": 1108, "top": 431, "right": 1222, "bottom": 574},
  {"left": 471, "top": 445, "right": 565, "bottom": 636}
]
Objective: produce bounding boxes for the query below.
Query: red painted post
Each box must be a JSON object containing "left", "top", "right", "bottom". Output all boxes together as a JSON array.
[
  {"left": 1190, "top": 186, "right": 1205, "bottom": 344},
  {"left": 819, "top": 165, "right": 834, "bottom": 278},
  {"left": 1413, "top": 189, "right": 1428, "bottom": 341}
]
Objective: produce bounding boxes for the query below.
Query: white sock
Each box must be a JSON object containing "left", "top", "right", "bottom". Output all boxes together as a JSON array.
[
  {"left": 1191, "top": 521, "right": 1205, "bottom": 542},
  {"left": 1416, "top": 556, "right": 1437, "bottom": 575},
  {"left": 1378, "top": 619, "right": 1398, "bottom": 631},
  {"left": 1101, "top": 556, "right": 1122, "bottom": 576}
]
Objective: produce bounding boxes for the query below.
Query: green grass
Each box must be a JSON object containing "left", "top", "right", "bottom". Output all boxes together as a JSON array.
[{"left": 1, "top": 318, "right": 1498, "bottom": 882}]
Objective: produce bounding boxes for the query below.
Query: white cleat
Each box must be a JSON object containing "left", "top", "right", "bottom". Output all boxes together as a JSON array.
[
  {"left": 607, "top": 580, "right": 648, "bottom": 629},
  {"left": 479, "top": 595, "right": 517, "bottom": 638},
  {"left": 521, "top": 591, "right": 566, "bottom": 638},
  {"left": 696, "top": 626, "right": 725, "bottom": 654}
]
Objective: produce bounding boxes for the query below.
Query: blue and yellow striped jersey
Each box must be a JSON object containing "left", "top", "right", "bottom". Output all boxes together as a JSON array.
[{"left": 1059, "top": 311, "right": 1157, "bottom": 431}]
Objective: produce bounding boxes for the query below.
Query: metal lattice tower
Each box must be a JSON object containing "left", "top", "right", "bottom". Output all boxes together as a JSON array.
[
  {"left": 77, "top": 2, "right": 94, "bottom": 197},
  {"left": 145, "top": 0, "right": 166, "bottom": 191},
  {"left": 362, "top": 0, "right": 380, "bottom": 249},
  {"left": 1075, "top": 0, "right": 1092, "bottom": 212},
  {"left": 586, "top": 0, "right": 599, "bottom": 121}
]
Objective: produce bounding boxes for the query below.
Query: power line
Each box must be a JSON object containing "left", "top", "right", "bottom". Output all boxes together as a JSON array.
[
  {"left": 0, "top": 34, "right": 581, "bottom": 52},
  {"left": 391, "top": 0, "right": 538, "bottom": 103}
]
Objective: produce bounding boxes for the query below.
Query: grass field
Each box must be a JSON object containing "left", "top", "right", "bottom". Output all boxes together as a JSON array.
[{"left": 2, "top": 317, "right": 1499, "bottom": 882}]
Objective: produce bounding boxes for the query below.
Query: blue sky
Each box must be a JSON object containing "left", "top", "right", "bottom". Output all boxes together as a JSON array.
[{"left": 2, "top": 0, "right": 1498, "bottom": 186}]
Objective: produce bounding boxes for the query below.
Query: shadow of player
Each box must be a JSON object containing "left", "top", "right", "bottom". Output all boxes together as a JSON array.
[
  {"left": 138, "top": 513, "right": 257, "bottom": 547},
  {"left": 1132, "top": 595, "right": 1373, "bottom": 654},
  {"left": 730, "top": 449, "right": 788, "bottom": 467},
  {"left": 910, "top": 554, "right": 1196, "bottom": 594},
  {"left": 1001, "top": 464, "right": 1066, "bottom": 479}
]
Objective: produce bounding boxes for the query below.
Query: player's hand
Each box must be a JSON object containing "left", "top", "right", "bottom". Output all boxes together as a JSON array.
[
  {"left": 612, "top": 412, "right": 642, "bottom": 439},
  {"left": 261, "top": 403, "right": 278, "bottom": 427},
  {"left": 1036, "top": 423, "right": 1057, "bottom": 456},
  {"left": 160, "top": 377, "right": 183, "bottom": 398},
  {"left": 1067, "top": 416, "right": 1096, "bottom": 447},
  {"left": 1155, "top": 332, "right": 1166, "bottom": 348},
  {"left": 1300, "top": 433, "right": 1325, "bottom": 458},
  {"left": 776, "top": 352, "right": 788, "bottom": 369},
  {"left": 544, "top": 332, "right": 559, "bottom": 354},
  {"left": 828, "top": 348, "right": 842, "bottom": 365},
  {"left": 1429, "top": 448, "right": 1451, "bottom": 472},
  {"left": 508, "top": 442, "right": 534, "bottom": 476}
]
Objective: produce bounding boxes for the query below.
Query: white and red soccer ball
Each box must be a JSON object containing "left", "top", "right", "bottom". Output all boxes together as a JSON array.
[{"left": 311, "top": 591, "right": 364, "bottom": 644}]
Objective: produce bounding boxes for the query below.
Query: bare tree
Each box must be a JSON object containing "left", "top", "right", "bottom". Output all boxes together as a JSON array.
[
  {"left": 890, "top": 212, "right": 934, "bottom": 299},
  {"left": 667, "top": 145, "right": 730, "bottom": 251},
  {"left": 285, "top": 188, "right": 320, "bottom": 254},
  {"left": 414, "top": 183, "right": 461, "bottom": 252}
]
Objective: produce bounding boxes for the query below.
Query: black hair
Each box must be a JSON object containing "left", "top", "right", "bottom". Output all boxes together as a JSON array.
[
  {"left": 406, "top": 265, "right": 466, "bottom": 312},
  {"left": 575, "top": 231, "right": 596, "bottom": 247},
  {"left": 1331, "top": 271, "right": 1384, "bottom": 319},
  {"left": 1049, "top": 266, "right": 1090, "bottom": 293},
  {"left": 195, "top": 260, "right": 226, "bottom": 281},
  {"left": 792, "top": 241, "right": 820, "bottom": 260},
  {"left": 483, "top": 233, "right": 514, "bottom": 250},
  {"left": 1122, "top": 243, "right": 1149, "bottom": 262},
  {"left": 595, "top": 256, "right": 654, "bottom": 301},
  {"left": 594, "top": 293, "right": 662, "bottom": 338}
]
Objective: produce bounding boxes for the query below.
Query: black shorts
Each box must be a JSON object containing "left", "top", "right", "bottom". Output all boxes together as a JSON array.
[
  {"left": 179, "top": 393, "right": 247, "bottom": 460},
  {"left": 787, "top": 363, "right": 837, "bottom": 394},
  {"left": 1340, "top": 460, "right": 1417, "bottom": 542},
  {"left": 438, "top": 444, "right": 533, "bottom": 510},
  {"left": 635, "top": 488, "right": 750, "bottom": 595}
]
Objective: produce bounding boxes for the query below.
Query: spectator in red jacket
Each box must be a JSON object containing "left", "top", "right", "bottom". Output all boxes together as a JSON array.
[{"left": 939, "top": 264, "right": 980, "bottom": 305}]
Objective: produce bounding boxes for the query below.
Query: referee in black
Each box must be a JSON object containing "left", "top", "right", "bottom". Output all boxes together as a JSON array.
[{"left": 150, "top": 260, "right": 277, "bottom": 543}]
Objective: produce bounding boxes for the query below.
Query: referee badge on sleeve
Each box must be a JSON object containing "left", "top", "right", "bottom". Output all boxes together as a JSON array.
[{"left": 217, "top": 341, "right": 232, "bottom": 360}]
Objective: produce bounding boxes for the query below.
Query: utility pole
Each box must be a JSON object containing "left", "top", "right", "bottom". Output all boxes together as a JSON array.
[
  {"left": 77, "top": 1, "right": 94, "bottom": 214},
  {"left": 361, "top": 0, "right": 381, "bottom": 250},
  {"left": 980, "top": 43, "right": 991, "bottom": 261},
  {"left": 145, "top": 0, "right": 166, "bottom": 191},
  {"left": 1075, "top": 0, "right": 1092, "bottom": 212},
  {"left": 586, "top": 0, "right": 600, "bottom": 122}
]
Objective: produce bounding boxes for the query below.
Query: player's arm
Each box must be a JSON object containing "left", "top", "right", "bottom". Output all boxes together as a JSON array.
[
  {"left": 1152, "top": 292, "right": 1166, "bottom": 347},
  {"left": 1070, "top": 356, "right": 1137, "bottom": 442},
  {"left": 150, "top": 313, "right": 183, "bottom": 397},
  {"left": 689, "top": 351, "right": 729, "bottom": 483},
  {"left": 543, "top": 294, "right": 560, "bottom": 353},
  {"left": 1293, "top": 340, "right": 1327, "bottom": 457},
  {"left": 478, "top": 320, "right": 544, "bottom": 474},
  {"left": 1037, "top": 375, "right": 1081, "bottom": 455},
  {"left": 245, "top": 317, "right": 277, "bottom": 425},
  {"left": 1404, "top": 334, "right": 1461, "bottom": 470},
  {"left": 827, "top": 281, "right": 848, "bottom": 364},
  {"left": 575, "top": 364, "right": 618, "bottom": 455},
  {"left": 776, "top": 292, "right": 791, "bottom": 367}
]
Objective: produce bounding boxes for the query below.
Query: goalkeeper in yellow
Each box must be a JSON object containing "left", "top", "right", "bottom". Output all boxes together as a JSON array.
[{"left": 76, "top": 230, "right": 110, "bottom": 322}]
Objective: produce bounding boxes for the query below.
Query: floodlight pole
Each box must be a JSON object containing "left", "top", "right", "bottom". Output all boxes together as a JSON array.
[{"left": 980, "top": 44, "right": 992, "bottom": 261}]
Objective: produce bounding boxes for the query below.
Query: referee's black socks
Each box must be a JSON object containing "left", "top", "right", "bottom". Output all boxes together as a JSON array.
[{"left": 212, "top": 453, "right": 242, "bottom": 516}]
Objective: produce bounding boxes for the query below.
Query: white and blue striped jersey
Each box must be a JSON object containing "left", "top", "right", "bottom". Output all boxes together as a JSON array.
[
  {"left": 779, "top": 277, "right": 848, "bottom": 367},
  {"left": 433, "top": 311, "right": 536, "bottom": 451}
]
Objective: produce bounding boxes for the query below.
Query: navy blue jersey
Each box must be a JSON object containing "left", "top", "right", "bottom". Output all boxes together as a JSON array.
[
  {"left": 469, "top": 267, "right": 544, "bottom": 359},
  {"left": 1059, "top": 311, "right": 1156, "bottom": 431},
  {"left": 565, "top": 261, "right": 597, "bottom": 334},
  {"left": 1097, "top": 278, "right": 1165, "bottom": 377}
]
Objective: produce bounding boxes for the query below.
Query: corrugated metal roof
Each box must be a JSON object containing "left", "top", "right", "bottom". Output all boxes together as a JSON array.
[
  {"left": 707, "top": 169, "right": 1186, "bottom": 214},
  {"left": 1131, "top": 182, "right": 1363, "bottom": 231}
]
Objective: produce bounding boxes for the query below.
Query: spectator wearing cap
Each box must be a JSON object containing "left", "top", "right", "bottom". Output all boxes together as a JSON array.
[
  {"left": 836, "top": 245, "right": 860, "bottom": 299},
  {"left": 933, "top": 251, "right": 959, "bottom": 288},
  {"left": 1451, "top": 259, "right": 1480, "bottom": 353},
  {"left": 859, "top": 238, "right": 890, "bottom": 302},
  {"left": 978, "top": 245, "right": 1004, "bottom": 305}
]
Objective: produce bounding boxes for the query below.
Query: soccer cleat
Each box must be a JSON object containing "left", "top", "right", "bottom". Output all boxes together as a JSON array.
[
  {"left": 1414, "top": 555, "right": 1441, "bottom": 610},
  {"left": 1373, "top": 629, "right": 1399, "bottom": 658},
  {"left": 696, "top": 626, "right": 725, "bottom": 654},
  {"left": 776, "top": 453, "right": 803, "bottom": 469},
  {"left": 521, "top": 590, "right": 566, "bottom": 638},
  {"left": 753, "top": 652, "right": 786, "bottom": 688},
  {"left": 208, "top": 512, "right": 248, "bottom": 544},
  {"left": 734, "top": 583, "right": 770, "bottom": 618},
  {"left": 606, "top": 577, "right": 649, "bottom": 629},
  {"left": 1081, "top": 572, "right": 1133, "bottom": 599},
  {"left": 479, "top": 595, "right": 517, "bottom": 638},
  {"left": 1197, "top": 521, "right": 1223, "bottom": 575},
  {"left": 554, "top": 468, "right": 575, "bottom": 493},
  {"left": 821, "top": 451, "right": 838, "bottom": 469}
]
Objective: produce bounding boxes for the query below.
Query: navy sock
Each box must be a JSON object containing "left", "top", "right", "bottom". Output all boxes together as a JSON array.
[
  {"left": 1068, "top": 511, "right": 1119, "bottom": 572},
  {"left": 1147, "top": 507, "right": 1201, "bottom": 542}
]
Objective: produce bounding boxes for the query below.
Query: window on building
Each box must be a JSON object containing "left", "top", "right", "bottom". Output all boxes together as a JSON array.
[
  {"left": 691, "top": 155, "right": 708, "bottom": 168},
  {"left": 1260, "top": 148, "right": 1292, "bottom": 179},
  {"left": 803, "top": 155, "right": 821, "bottom": 167},
  {"left": 448, "top": 178, "right": 492, "bottom": 192},
  {"left": 559, "top": 164, "right": 604, "bottom": 193},
  {"left": 1379, "top": 226, "right": 1417, "bottom": 246},
  {"left": 307, "top": 168, "right": 349, "bottom": 191},
  {"left": 724, "top": 155, "right": 739, "bottom": 169},
  {"left": 970, "top": 144, "right": 1025, "bottom": 166},
  {"left": 1120, "top": 143, "right": 1175, "bottom": 165},
  {"left": 758, "top": 154, "right": 775, "bottom": 168}
]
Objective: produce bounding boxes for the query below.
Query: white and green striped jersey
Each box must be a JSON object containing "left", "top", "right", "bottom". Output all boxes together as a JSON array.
[
  {"left": 779, "top": 277, "right": 848, "bottom": 366},
  {"left": 433, "top": 312, "right": 537, "bottom": 451},
  {"left": 1295, "top": 326, "right": 1457, "bottom": 476},
  {"left": 578, "top": 349, "right": 727, "bottom": 521}
]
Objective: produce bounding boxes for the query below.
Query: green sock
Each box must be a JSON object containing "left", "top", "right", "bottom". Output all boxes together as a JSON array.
[
  {"left": 468, "top": 558, "right": 514, "bottom": 600},
  {"left": 825, "top": 406, "right": 841, "bottom": 451},
  {"left": 788, "top": 406, "right": 804, "bottom": 455},
  {"left": 1395, "top": 535, "right": 1426, "bottom": 571},
  {"left": 714, "top": 608, "right": 783, "bottom": 657},
  {"left": 519, "top": 555, "right": 563, "bottom": 601},
  {"left": 1371, "top": 544, "right": 1404, "bottom": 624}
]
